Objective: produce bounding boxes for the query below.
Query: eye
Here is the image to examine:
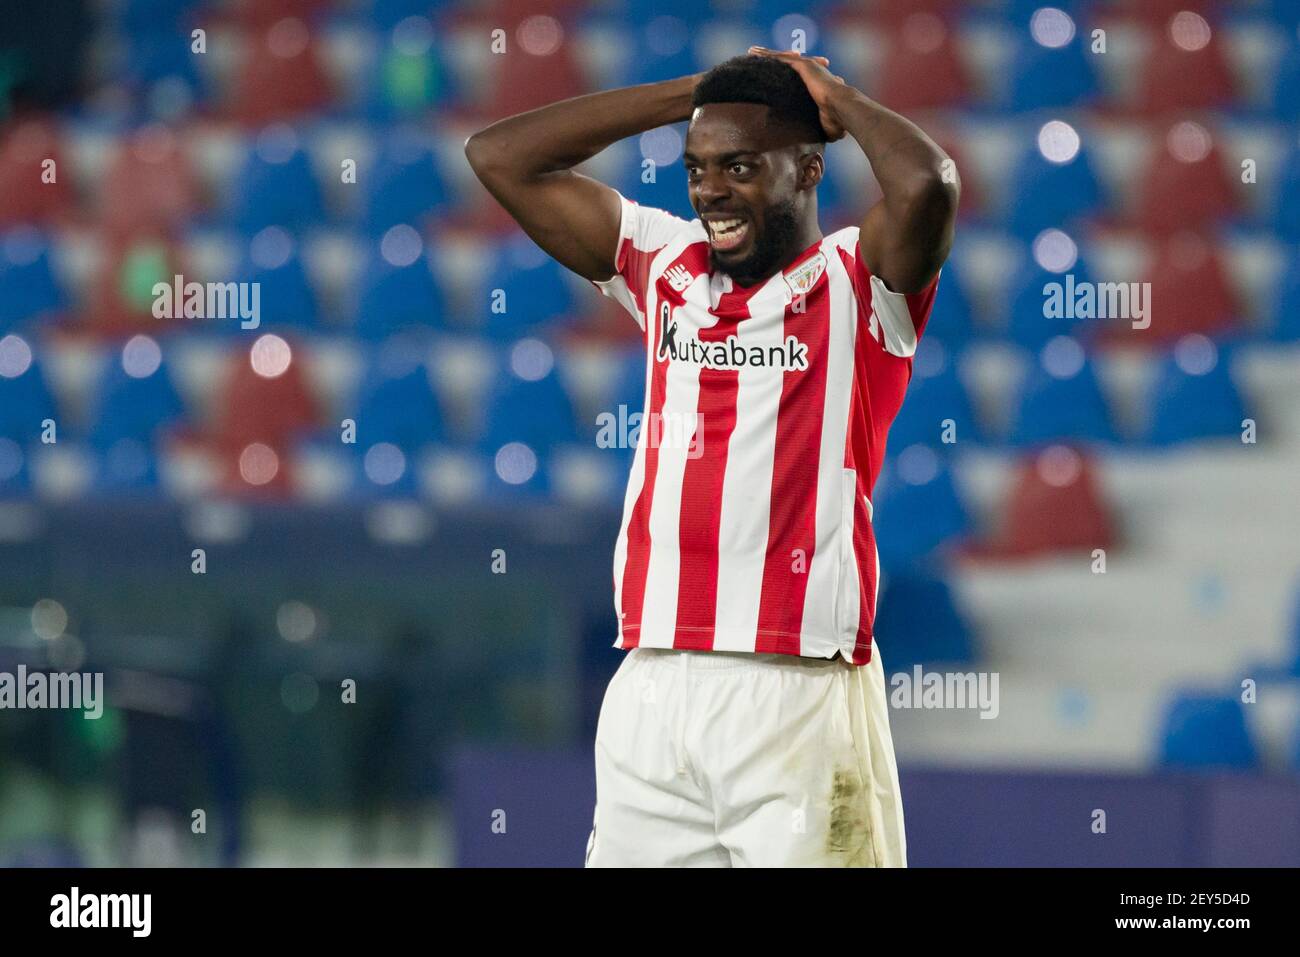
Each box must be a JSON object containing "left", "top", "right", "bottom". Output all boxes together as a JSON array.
[{"left": 728, "top": 162, "right": 753, "bottom": 176}]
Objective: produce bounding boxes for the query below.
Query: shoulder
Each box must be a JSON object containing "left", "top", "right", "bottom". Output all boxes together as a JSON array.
[
  {"left": 821, "top": 224, "right": 863, "bottom": 263},
  {"left": 613, "top": 191, "right": 705, "bottom": 250}
]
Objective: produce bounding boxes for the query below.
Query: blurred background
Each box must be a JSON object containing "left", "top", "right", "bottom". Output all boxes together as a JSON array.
[{"left": 0, "top": 0, "right": 1299, "bottom": 867}]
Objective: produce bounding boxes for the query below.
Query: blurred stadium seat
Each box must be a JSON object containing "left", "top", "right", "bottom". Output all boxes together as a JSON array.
[{"left": 1159, "top": 691, "right": 1258, "bottom": 770}]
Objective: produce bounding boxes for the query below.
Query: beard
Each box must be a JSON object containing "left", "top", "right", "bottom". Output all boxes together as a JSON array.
[{"left": 712, "top": 198, "right": 800, "bottom": 288}]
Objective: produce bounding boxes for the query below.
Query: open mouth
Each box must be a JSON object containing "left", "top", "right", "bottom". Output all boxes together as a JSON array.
[{"left": 706, "top": 217, "right": 750, "bottom": 253}]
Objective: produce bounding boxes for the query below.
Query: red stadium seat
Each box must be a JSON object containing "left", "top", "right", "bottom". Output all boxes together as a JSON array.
[
  {"left": 228, "top": 21, "right": 332, "bottom": 126},
  {"left": 1135, "top": 122, "right": 1239, "bottom": 235},
  {"left": 1136, "top": 12, "right": 1235, "bottom": 114},
  {"left": 875, "top": 12, "right": 970, "bottom": 112},
  {"left": 101, "top": 126, "right": 202, "bottom": 237},
  {"left": 210, "top": 342, "right": 321, "bottom": 451},
  {"left": 1143, "top": 233, "right": 1238, "bottom": 342},
  {"left": 485, "top": 25, "right": 588, "bottom": 118},
  {"left": 223, "top": 0, "right": 332, "bottom": 29},
  {"left": 0, "top": 118, "right": 75, "bottom": 227},
  {"left": 861, "top": 0, "right": 957, "bottom": 23},
  {"left": 1100, "top": 231, "right": 1239, "bottom": 346},
  {"left": 978, "top": 446, "right": 1116, "bottom": 558}
]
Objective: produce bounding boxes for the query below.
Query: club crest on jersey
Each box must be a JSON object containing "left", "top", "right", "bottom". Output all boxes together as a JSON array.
[
  {"left": 784, "top": 251, "right": 827, "bottom": 299},
  {"left": 655, "top": 301, "right": 809, "bottom": 371}
]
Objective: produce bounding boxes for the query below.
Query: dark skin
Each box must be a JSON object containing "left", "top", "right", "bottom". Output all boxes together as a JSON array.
[
  {"left": 683, "top": 101, "right": 824, "bottom": 286},
  {"left": 465, "top": 50, "right": 958, "bottom": 296}
]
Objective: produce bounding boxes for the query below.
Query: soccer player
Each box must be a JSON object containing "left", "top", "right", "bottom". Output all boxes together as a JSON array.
[{"left": 465, "top": 49, "right": 958, "bottom": 867}]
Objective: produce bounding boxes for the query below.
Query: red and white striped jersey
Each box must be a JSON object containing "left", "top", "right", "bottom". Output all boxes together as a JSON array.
[{"left": 593, "top": 192, "right": 939, "bottom": 665}]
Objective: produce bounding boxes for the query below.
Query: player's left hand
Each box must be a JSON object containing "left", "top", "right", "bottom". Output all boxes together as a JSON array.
[{"left": 747, "top": 47, "right": 849, "bottom": 142}]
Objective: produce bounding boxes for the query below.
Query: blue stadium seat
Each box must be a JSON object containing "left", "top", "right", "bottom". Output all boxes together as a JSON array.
[
  {"left": 348, "top": 439, "right": 423, "bottom": 498},
  {"left": 1008, "top": 341, "right": 1116, "bottom": 447},
  {"left": 0, "top": 230, "right": 65, "bottom": 331},
  {"left": 227, "top": 136, "right": 325, "bottom": 233},
  {"left": 0, "top": 354, "right": 58, "bottom": 443},
  {"left": 94, "top": 437, "right": 161, "bottom": 492},
  {"left": 480, "top": 357, "right": 581, "bottom": 453},
  {"left": 477, "top": 236, "right": 576, "bottom": 338},
  {"left": 924, "top": 255, "right": 975, "bottom": 345},
  {"left": 86, "top": 356, "right": 186, "bottom": 449},
  {"left": 1270, "top": 246, "right": 1300, "bottom": 341},
  {"left": 887, "top": 340, "right": 980, "bottom": 450},
  {"left": 1004, "top": 27, "right": 1097, "bottom": 111},
  {"left": 120, "top": 32, "right": 204, "bottom": 96},
  {"left": 1271, "top": 143, "right": 1300, "bottom": 242},
  {"left": 235, "top": 228, "right": 319, "bottom": 332},
  {"left": 618, "top": 152, "right": 695, "bottom": 223},
  {"left": 618, "top": 15, "right": 697, "bottom": 88},
  {"left": 352, "top": 360, "right": 444, "bottom": 450},
  {"left": 597, "top": 348, "right": 647, "bottom": 471},
  {"left": 353, "top": 232, "right": 445, "bottom": 338},
  {"left": 1003, "top": 0, "right": 1091, "bottom": 22},
  {"left": 1144, "top": 343, "right": 1248, "bottom": 446},
  {"left": 1004, "top": 138, "right": 1103, "bottom": 238},
  {"left": 1005, "top": 251, "right": 1098, "bottom": 346},
  {"left": 368, "top": 0, "right": 436, "bottom": 30},
  {"left": 0, "top": 437, "right": 30, "bottom": 495},
  {"left": 361, "top": 131, "right": 449, "bottom": 233},
  {"left": 1268, "top": 36, "right": 1300, "bottom": 122},
  {"left": 814, "top": 159, "right": 848, "bottom": 226},
  {"left": 609, "top": 346, "right": 647, "bottom": 414},
  {"left": 1158, "top": 691, "right": 1258, "bottom": 770},
  {"left": 484, "top": 443, "right": 554, "bottom": 500},
  {"left": 872, "top": 450, "right": 970, "bottom": 566},
  {"left": 873, "top": 566, "right": 976, "bottom": 667},
  {"left": 621, "top": 0, "right": 709, "bottom": 24},
  {"left": 116, "top": 0, "right": 199, "bottom": 31}
]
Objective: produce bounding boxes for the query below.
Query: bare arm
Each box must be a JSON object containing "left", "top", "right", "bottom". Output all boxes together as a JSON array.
[
  {"left": 463, "top": 75, "right": 700, "bottom": 282},
  {"left": 750, "top": 48, "right": 959, "bottom": 294}
]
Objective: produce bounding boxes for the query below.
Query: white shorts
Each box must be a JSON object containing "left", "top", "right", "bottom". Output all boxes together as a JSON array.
[{"left": 585, "top": 645, "right": 906, "bottom": 867}]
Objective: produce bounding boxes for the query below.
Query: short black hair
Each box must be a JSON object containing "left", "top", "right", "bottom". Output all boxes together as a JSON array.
[{"left": 692, "top": 54, "right": 828, "bottom": 144}]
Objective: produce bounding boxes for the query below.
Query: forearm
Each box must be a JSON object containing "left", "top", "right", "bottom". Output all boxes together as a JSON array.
[{"left": 465, "top": 75, "right": 699, "bottom": 179}]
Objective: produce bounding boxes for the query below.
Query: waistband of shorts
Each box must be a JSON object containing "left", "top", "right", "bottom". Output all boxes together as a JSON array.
[{"left": 625, "top": 646, "right": 847, "bottom": 673}]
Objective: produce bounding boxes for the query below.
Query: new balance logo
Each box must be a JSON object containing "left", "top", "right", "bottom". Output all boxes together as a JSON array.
[{"left": 663, "top": 263, "right": 693, "bottom": 292}]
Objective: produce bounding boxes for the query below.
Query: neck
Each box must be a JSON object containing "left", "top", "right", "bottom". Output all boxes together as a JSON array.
[{"left": 789, "top": 218, "right": 823, "bottom": 262}]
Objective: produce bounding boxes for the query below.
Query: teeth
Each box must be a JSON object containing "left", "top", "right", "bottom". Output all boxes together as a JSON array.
[{"left": 707, "top": 218, "right": 748, "bottom": 251}]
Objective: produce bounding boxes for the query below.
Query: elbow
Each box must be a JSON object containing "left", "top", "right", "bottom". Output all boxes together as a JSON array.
[
  {"left": 464, "top": 130, "right": 505, "bottom": 181},
  {"left": 463, "top": 131, "right": 490, "bottom": 175},
  {"left": 903, "top": 168, "right": 959, "bottom": 222}
]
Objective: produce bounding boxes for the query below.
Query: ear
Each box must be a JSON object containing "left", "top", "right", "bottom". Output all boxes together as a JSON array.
[{"left": 798, "top": 150, "right": 825, "bottom": 191}]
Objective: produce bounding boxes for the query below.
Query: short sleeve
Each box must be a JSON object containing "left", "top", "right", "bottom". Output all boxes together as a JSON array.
[
  {"left": 851, "top": 239, "right": 941, "bottom": 359},
  {"left": 592, "top": 191, "right": 693, "bottom": 330}
]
